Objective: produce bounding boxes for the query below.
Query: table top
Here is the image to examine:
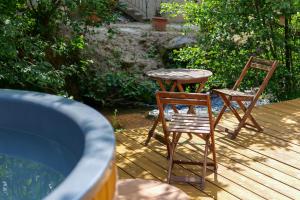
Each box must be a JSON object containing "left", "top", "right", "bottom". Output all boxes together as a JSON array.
[{"left": 146, "top": 68, "right": 212, "bottom": 81}]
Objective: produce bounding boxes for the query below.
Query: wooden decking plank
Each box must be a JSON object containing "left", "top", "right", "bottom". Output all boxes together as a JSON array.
[
  {"left": 226, "top": 113, "right": 300, "bottom": 148},
  {"left": 118, "top": 131, "right": 269, "bottom": 200},
  {"left": 117, "top": 144, "right": 167, "bottom": 180},
  {"left": 221, "top": 113, "right": 300, "bottom": 154},
  {"left": 119, "top": 128, "right": 300, "bottom": 199},
  {"left": 218, "top": 105, "right": 300, "bottom": 147},
  {"left": 171, "top": 145, "right": 290, "bottom": 200},
  {"left": 256, "top": 107, "right": 300, "bottom": 124},
  {"left": 145, "top": 132, "right": 295, "bottom": 200},
  {"left": 176, "top": 136, "right": 299, "bottom": 199},
  {"left": 179, "top": 159, "right": 291, "bottom": 200},
  {"left": 135, "top": 127, "right": 300, "bottom": 192},
  {"left": 116, "top": 133, "right": 212, "bottom": 198},
  {"left": 225, "top": 106, "right": 300, "bottom": 132},
  {"left": 214, "top": 139, "right": 300, "bottom": 192},
  {"left": 128, "top": 126, "right": 300, "bottom": 187},
  {"left": 176, "top": 185, "right": 214, "bottom": 200},
  {"left": 246, "top": 113, "right": 300, "bottom": 147},
  {"left": 116, "top": 131, "right": 240, "bottom": 200},
  {"left": 218, "top": 119, "right": 300, "bottom": 169},
  {"left": 260, "top": 103, "right": 300, "bottom": 117},
  {"left": 285, "top": 98, "right": 300, "bottom": 104},
  {"left": 115, "top": 99, "right": 300, "bottom": 200},
  {"left": 249, "top": 105, "right": 300, "bottom": 126},
  {"left": 178, "top": 130, "right": 300, "bottom": 193},
  {"left": 284, "top": 99, "right": 300, "bottom": 108},
  {"left": 117, "top": 134, "right": 223, "bottom": 198},
  {"left": 213, "top": 131, "right": 300, "bottom": 182},
  {"left": 116, "top": 132, "right": 235, "bottom": 200},
  {"left": 118, "top": 167, "right": 134, "bottom": 179},
  {"left": 263, "top": 99, "right": 300, "bottom": 109},
  {"left": 116, "top": 153, "right": 157, "bottom": 180}
]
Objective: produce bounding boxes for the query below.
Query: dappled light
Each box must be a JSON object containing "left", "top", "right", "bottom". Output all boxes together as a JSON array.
[
  {"left": 116, "top": 99, "right": 300, "bottom": 199},
  {"left": 1, "top": 0, "right": 299, "bottom": 199}
]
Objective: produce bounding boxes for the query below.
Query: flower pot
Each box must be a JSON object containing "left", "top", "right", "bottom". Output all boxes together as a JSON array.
[
  {"left": 279, "top": 15, "right": 285, "bottom": 26},
  {"left": 88, "top": 13, "right": 101, "bottom": 24},
  {"left": 152, "top": 17, "right": 168, "bottom": 31}
]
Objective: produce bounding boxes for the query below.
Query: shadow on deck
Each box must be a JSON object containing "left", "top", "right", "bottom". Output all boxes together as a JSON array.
[{"left": 115, "top": 98, "right": 300, "bottom": 200}]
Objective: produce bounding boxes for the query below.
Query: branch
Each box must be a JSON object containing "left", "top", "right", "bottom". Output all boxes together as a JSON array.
[
  {"left": 49, "top": 0, "right": 62, "bottom": 16},
  {"left": 28, "top": 0, "right": 38, "bottom": 15}
]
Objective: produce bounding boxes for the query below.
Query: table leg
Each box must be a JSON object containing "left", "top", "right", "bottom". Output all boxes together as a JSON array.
[
  {"left": 196, "top": 82, "right": 206, "bottom": 93},
  {"left": 145, "top": 80, "right": 177, "bottom": 147}
]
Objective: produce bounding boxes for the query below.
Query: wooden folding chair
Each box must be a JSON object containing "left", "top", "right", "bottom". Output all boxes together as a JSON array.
[
  {"left": 156, "top": 91, "right": 217, "bottom": 189},
  {"left": 213, "top": 56, "right": 278, "bottom": 139}
]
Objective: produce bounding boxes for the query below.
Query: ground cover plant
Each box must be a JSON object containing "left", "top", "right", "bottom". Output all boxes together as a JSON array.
[
  {"left": 1, "top": 1, "right": 299, "bottom": 107},
  {"left": 0, "top": 0, "right": 140, "bottom": 105},
  {"left": 162, "top": 0, "right": 300, "bottom": 101}
]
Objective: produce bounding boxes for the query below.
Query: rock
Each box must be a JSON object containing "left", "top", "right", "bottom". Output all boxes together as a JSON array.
[
  {"left": 165, "top": 36, "right": 197, "bottom": 50},
  {"left": 87, "top": 22, "right": 198, "bottom": 77},
  {"left": 159, "top": 35, "right": 197, "bottom": 66}
]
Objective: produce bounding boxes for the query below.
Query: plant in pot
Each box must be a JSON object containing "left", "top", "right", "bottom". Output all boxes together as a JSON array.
[{"left": 152, "top": 7, "right": 168, "bottom": 31}]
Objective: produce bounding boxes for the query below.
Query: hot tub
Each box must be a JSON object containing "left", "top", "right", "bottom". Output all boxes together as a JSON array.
[{"left": 0, "top": 89, "right": 116, "bottom": 200}]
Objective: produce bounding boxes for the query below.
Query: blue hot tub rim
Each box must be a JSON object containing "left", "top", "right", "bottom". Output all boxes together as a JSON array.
[{"left": 0, "top": 89, "right": 115, "bottom": 200}]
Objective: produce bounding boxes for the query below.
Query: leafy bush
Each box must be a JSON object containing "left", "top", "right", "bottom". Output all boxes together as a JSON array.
[
  {"left": 0, "top": 0, "right": 118, "bottom": 101},
  {"left": 81, "top": 71, "right": 158, "bottom": 105},
  {"left": 162, "top": 0, "right": 300, "bottom": 101}
]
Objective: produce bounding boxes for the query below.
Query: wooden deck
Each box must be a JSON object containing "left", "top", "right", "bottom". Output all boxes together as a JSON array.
[{"left": 115, "top": 98, "right": 300, "bottom": 200}]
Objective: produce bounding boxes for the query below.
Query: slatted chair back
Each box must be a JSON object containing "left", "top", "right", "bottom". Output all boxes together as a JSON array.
[
  {"left": 232, "top": 56, "right": 278, "bottom": 100},
  {"left": 156, "top": 91, "right": 217, "bottom": 188},
  {"left": 156, "top": 91, "right": 214, "bottom": 135}
]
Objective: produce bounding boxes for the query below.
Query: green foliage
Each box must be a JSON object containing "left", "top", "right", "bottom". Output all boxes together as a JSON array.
[
  {"left": 0, "top": 153, "right": 64, "bottom": 199},
  {"left": 81, "top": 70, "right": 158, "bottom": 105},
  {"left": 0, "top": 0, "right": 117, "bottom": 99},
  {"left": 162, "top": 0, "right": 300, "bottom": 100}
]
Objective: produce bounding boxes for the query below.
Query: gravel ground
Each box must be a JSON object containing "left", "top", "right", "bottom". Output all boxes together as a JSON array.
[{"left": 148, "top": 94, "right": 270, "bottom": 119}]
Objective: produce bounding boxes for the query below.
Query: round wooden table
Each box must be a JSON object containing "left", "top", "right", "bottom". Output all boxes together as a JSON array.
[
  {"left": 146, "top": 68, "right": 212, "bottom": 93},
  {"left": 145, "top": 68, "right": 213, "bottom": 150}
]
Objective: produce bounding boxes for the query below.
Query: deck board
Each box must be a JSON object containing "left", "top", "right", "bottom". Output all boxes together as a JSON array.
[{"left": 116, "top": 98, "right": 300, "bottom": 199}]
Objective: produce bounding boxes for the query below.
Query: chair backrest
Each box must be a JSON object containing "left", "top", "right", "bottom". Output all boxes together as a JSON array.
[
  {"left": 156, "top": 91, "right": 214, "bottom": 134},
  {"left": 232, "top": 56, "right": 278, "bottom": 99}
]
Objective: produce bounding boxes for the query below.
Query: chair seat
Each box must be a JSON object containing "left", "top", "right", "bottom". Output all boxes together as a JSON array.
[
  {"left": 213, "top": 89, "right": 254, "bottom": 100},
  {"left": 168, "top": 113, "right": 211, "bottom": 134}
]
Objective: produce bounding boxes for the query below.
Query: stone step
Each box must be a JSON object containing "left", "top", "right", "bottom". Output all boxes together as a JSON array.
[{"left": 118, "top": 2, "right": 147, "bottom": 22}]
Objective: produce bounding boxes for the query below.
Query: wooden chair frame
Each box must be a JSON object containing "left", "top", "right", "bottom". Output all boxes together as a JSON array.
[
  {"left": 156, "top": 91, "right": 217, "bottom": 189},
  {"left": 213, "top": 56, "right": 278, "bottom": 139}
]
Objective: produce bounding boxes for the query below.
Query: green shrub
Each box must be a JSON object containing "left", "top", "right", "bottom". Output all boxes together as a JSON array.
[
  {"left": 162, "top": 0, "right": 300, "bottom": 101},
  {"left": 0, "top": 0, "right": 118, "bottom": 100},
  {"left": 80, "top": 71, "right": 158, "bottom": 105}
]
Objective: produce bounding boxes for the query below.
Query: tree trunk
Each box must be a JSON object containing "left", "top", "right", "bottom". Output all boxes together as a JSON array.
[{"left": 284, "top": 15, "right": 293, "bottom": 94}]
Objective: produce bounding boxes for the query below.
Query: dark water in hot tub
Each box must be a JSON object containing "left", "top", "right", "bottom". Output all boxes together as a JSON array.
[
  {"left": 0, "top": 153, "right": 64, "bottom": 200},
  {"left": 0, "top": 127, "right": 77, "bottom": 200}
]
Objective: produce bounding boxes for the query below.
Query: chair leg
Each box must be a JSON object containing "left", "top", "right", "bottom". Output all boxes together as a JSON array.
[
  {"left": 220, "top": 94, "right": 243, "bottom": 122},
  {"left": 232, "top": 102, "right": 257, "bottom": 139},
  {"left": 164, "top": 130, "right": 171, "bottom": 159},
  {"left": 201, "top": 137, "right": 209, "bottom": 189},
  {"left": 214, "top": 105, "right": 227, "bottom": 129},
  {"left": 173, "top": 132, "right": 182, "bottom": 150},
  {"left": 236, "top": 100, "right": 263, "bottom": 132},
  {"left": 167, "top": 132, "right": 177, "bottom": 183},
  {"left": 210, "top": 132, "right": 217, "bottom": 171}
]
